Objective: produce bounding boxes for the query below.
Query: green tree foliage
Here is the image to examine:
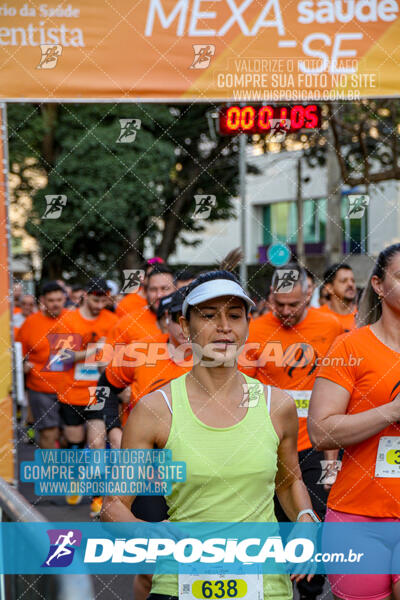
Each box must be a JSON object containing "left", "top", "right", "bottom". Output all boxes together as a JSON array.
[{"left": 8, "top": 103, "right": 249, "bottom": 280}]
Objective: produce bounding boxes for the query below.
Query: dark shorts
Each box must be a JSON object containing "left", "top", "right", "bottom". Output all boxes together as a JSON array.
[
  {"left": 28, "top": 389, "right": 61, "bottom": 430},
  {"left": 102, "top": 390, "right": 121, "bottom": 432},
  {"left": 147, "top": 595, "right": 178, "bottom": 600},
  {"left": 131, "top": 495, "right": 169, "bottom": 521},
  {"left": 59, "top": 403, "right": 104, "bottom": 427}
]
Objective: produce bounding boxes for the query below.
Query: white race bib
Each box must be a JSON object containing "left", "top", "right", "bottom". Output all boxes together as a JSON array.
[
  {"left": 179, "top": 573, "right": 263, "bottom": 600},
  {"left": 74, "top": 362, "right": 99, "bottom": 381},
  {"left": 375, "top": 436, "right": 400, "bottom": 478},
  {"left": 285, "top": 390, "right": 312, "bottom": 418}
]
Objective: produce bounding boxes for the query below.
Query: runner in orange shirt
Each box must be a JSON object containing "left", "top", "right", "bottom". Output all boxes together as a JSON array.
[
  {"left": 95, "top": 292, "right": 178, "bottom": 450},
  {"left": 57, "top": 279, "right": 117, "bottom": 447},
  {"left": 109, "top": 264, "right": 175, "bottom": 350},
  {"left": 115, "top": 285, "right": 147, "bottom": 319},
  {"left": 56, "top": 279, "right": 117, "bottom": 514},
  {"left": 16, "top": 282, "right": 67, "bottom": 449},
  {"left": 13, "top": 294, "right": 36, "bottom": 338},
  {"left": 115, "top": 257, "right": 165, "bottom": 318},
  {"left": 309, "top": 243, "right": 400, "bottom": 600},
  {"left": 99, "top": 289, "right": 192, "bottom": 410},
  {"left": 319, "top": 263, "right": 358, "bottom": 331},
  {"left": 241, "top": 263, "right": 344, "bottom": 600}
]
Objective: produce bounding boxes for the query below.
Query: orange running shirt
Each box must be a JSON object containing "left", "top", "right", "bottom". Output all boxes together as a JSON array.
[
  {"left": 115, "top": 291, "right": 147, "bottom": 318},
  {"left": 318, "top": 304, "right": 357, "bottom": 332},
  {"left": 16, "top": 310, "right": 68, "bottom": 394},
  {"left": 109, "top": 308, "right": 164, "bottom": 347},
  {"left": 58, "top": 308, "right": 117, "bottom": 406},
  {"left": 317, "top": 326, "right": 400, "bottom": 518},
  {"left": 106, "top": 338, "right": 192, "bottom": 406},
  {"left": 242, "top": 307, "right": 344, "bottom": 452}
]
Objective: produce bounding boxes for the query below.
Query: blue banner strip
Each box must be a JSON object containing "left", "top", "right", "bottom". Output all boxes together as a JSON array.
[{"left": 0, "top": 522, "right": 399, "bottom": 574}]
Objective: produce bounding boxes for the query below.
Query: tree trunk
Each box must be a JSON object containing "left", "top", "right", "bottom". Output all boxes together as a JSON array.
[
  {"left": 121, "top": 224, "right": 144, "bottom": 270},
  {"left": 43, "top": 255, "right": 64, "bottom": 280},
  {"left": 156, "top": 193, "right": 190, "bottom": 260},
  {"left": 156, "top": 164, "right": 202, "bottom": 260},
  {"left": 41, "top": 104, "right": 58, "bottom": 167}
]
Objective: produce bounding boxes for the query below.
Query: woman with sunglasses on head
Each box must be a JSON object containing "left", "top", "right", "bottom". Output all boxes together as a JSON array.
[
  {"left": 102, "top": 270, "right": 317, "bottom": 600},
  {"left": 309, "top": 243, "right": 400, "bottom": 600}
]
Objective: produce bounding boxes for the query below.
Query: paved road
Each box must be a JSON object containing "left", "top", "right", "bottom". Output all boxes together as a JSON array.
[{"left": 16, "top": 430, "right": 333, "bottom": 600}]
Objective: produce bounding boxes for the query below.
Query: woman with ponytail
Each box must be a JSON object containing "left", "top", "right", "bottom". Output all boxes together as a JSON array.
[{"left": 309, "top": 243, "right": 400, "bottom": 600}]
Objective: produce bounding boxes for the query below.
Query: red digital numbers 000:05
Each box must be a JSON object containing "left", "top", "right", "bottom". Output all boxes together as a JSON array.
[{"left": 219, "top": 104, "right": 321, "bottom": 135}]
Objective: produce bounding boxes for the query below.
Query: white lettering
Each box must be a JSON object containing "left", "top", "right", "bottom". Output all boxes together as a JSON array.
[
  {"left": 250, "top": 0, "right": 284, "bottom": 35},
  {"left": 188, "top": 0, "right": 219, "bottom": 35},
  {"left": 84, "top": 539, "right": 115, "bottom": 563},
  {"left": 145, "top": 0, "right": 188, "bottom": 35}
]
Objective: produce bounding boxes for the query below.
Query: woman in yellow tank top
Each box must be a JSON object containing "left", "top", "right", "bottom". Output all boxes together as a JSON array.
[{"left": 102, "top": 271, "right": 318, "bottom": 600}]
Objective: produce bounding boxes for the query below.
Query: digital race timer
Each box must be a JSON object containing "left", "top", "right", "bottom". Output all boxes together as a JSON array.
[{"left": 218, "top": 104, "right": 321, "bottom": 135}]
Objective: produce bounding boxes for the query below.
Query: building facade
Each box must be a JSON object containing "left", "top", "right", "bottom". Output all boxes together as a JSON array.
[{"left": 168, "top": 148, "right": 400, "bottom": 285}]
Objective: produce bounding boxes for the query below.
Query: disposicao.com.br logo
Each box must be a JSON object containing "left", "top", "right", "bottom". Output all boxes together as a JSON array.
[
  {"left": 1, "top": 522, "right": 384, "bottom": 574},
  {"left": 42, "top": 529, "right": 82, "bottom": 567},
  {"left": 82, "top": 536, "right": 313, "bottom": 565}
]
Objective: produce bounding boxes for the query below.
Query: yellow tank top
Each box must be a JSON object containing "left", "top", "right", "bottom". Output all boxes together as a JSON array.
[{"left": 151, "top": 372, "right": 292, "bottom": 599}]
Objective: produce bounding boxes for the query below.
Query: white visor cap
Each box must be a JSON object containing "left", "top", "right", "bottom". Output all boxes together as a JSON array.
[{"left": 182, "top": 279, "right": 255, "bottom": 318}]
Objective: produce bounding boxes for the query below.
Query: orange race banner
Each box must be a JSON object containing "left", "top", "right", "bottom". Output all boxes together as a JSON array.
[
  {"left": 0, "top": 0, "right": 399, "bottom": 101},
  {"left": 0, "top": 104, "right": 15, "bottom": 484}
]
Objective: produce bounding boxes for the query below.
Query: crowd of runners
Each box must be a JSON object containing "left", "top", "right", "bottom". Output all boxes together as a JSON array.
[{"left": 14, "top": 246, "right": 400, "bottom": 600}]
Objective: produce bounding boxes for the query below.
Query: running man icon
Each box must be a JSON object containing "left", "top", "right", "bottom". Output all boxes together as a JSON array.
[
  {"left": 43, "top": 529, "right": 82, "bottom": 567},
  {"left": 42, "top": 195, "right": 67, "bottom": 219},
  {"left": 275, "top": 269, "right": 299, "bottom": 293}
]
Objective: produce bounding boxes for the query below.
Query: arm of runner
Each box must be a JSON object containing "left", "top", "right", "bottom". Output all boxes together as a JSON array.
[
  {"left": 270, "top": 387, "right": 316, "bottom": 583},
  {"left": 118, "top": 387, "right": 131, "bottom": 404},
  {"left": 100, "top": 389, "right": 169, "bottom": 523},
  {"left": 71, "top": 337, "right": 107, "bottom": 363},
  {"left": 271, "top": 387, "right": 315, "bottom": 522},
  {"left": 309, "top": 377, "right": 400, "bottom": 450},
  {"left": 23, "top": 359, "right": 33, "bottom": 373}
]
